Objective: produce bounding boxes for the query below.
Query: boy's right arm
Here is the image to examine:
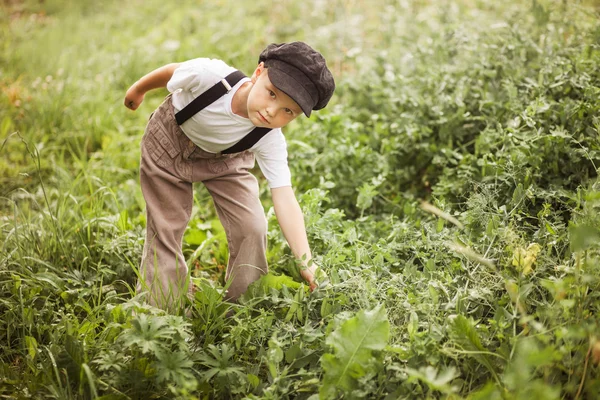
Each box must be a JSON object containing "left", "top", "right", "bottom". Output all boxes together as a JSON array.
[{"left": 124, "top": 63, "right": 181, "bottom": 110}]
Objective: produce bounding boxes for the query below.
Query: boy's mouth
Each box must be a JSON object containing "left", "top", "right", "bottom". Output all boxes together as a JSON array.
[{"left": 258, "top": 112, "right": 269, "bottom": 124}]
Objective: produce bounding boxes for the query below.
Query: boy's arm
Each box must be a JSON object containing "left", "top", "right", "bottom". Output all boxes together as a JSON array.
[
  {"left": 271, "top": 186, "right": 318, "bottom": 291},
  {"left": 124, "top": 63, "right": 180, "bottom": 110}
]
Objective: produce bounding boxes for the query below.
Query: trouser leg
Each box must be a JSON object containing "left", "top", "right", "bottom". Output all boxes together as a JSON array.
[
  {"left": 137, "top": 99, "right": 193, "bottom": 311},
  {"left": 202, "top": 155, "right": 268, "bottom": 302},
  {"left": 139, "top": 163, "right": 193, "bottom": 310}
]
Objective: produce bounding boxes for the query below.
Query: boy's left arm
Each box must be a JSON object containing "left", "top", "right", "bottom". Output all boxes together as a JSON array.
[{"left": 271, "top": 186, "right": 318, "bottom": 291}]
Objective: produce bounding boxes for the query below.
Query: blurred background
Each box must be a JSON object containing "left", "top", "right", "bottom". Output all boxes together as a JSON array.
[{"left": 1, "top": 1, "right": 600, "bottom": 398}]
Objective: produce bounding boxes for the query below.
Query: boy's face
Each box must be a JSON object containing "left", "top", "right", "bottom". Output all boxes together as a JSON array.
[{"left": 246, "top": 63, "right": 303, "bottom": 129}]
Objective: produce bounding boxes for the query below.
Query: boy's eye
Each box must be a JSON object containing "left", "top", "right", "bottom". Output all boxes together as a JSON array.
[
  {"left": 284, "top": 108, "right": 293, "bottom": 115},
  {"left": 268, "top": 90, "right": 276, "bottom": 98}
]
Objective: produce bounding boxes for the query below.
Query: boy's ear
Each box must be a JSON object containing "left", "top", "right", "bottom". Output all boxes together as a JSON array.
[{"left": 251, "top": 62, "right": 266, "bottom": 82}]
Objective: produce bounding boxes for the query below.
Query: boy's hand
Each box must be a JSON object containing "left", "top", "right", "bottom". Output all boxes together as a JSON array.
[
  {"left": 300, "top": 263, "right": 329, "bottom": 292},
  {"left": 124, "top": 83, "right": 145, "bottom": 110},
  {"left": 300, "top": 267, "right": 317, "bottom": 292}
]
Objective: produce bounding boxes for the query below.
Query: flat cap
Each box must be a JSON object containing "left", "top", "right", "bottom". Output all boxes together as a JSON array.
[{"left": 259, "top": 42, "right": 335, "bottom": 117}]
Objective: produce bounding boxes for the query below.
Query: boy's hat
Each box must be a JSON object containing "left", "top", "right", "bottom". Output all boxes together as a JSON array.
[{"left": 259, "top": 42, "right": 335, "bottom": 117}]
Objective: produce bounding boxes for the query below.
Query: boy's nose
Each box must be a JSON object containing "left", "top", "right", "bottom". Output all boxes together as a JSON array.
[{"left": 266, "top": 107, "right": 277, "bottom": 118}]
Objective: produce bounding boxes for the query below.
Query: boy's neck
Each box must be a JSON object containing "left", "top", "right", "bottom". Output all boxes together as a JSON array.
[{"left": 231, "top": 82, "right": 251, "bottom": 119}]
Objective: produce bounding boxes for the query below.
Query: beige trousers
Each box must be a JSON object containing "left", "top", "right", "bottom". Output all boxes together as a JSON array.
[{"left": 137, "top": 95, "right": 268, "bottom": 310}]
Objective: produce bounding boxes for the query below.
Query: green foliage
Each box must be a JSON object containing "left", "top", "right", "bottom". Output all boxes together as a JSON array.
[
  {"left": 2, "top": 0, "right": 600, "bottom": 399},
  {"left": 321, "top": 304, "right": 390, "bottom": 399},
  {"left": 447, "top": 315, "right": 500, "bottom": 384},
  {"left": 197, "top": 343, "right": 247, "bottom": 396},
  {"left": 242, "top": 272, "right": 303, "bottom": 300},
  {"left": 405, "top": 365, "right": 458, "bottom": 395}
]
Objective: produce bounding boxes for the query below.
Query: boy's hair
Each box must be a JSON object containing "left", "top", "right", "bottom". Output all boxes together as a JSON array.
[{"left": 259, "top": 42, "right": 335, "bottom": 117}]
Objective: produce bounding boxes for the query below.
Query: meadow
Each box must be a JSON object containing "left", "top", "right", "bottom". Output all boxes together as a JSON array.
[{"left": 1, "top": 0, "right": 600, "bottom": 398}]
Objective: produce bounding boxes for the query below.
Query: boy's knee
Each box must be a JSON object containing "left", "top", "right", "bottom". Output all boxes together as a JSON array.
[{"left": 235, "top": 215, "right": 267, "bottom": 241}]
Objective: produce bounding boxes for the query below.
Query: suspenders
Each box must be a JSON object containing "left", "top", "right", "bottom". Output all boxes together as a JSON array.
[{"left": 174, "top": 70, "right": 272, "bottom": 155}]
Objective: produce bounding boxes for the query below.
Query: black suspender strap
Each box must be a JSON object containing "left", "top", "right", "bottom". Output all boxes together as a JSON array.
[
  {"left": 222, "top": 127, "right": 271, "bottom": 154},
  {"left": 175, "top": 70, "right": 247, "bottom": 125},
  {"left": 174, "top": 69, "right": 273, "bottom": 154}
]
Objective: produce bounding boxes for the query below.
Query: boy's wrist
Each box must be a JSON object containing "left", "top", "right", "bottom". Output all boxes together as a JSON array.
[{"left": 132, "top": 80, "right": 145, "bottom": 95}]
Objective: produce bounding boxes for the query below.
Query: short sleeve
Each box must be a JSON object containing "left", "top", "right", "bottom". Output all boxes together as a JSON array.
[
  {"left": 167, "top": 60, "right": 203, "bottom": 92},
  {"left": 251, "top": 130, "right": 292, "bottom": 188},
  {"left": 167, "top": 58, "right": 236, "bottom": 93}
]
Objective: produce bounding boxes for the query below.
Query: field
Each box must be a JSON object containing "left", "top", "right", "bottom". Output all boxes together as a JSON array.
[{"left": 1, "top": 0, "right": 600, "bottom": 398}]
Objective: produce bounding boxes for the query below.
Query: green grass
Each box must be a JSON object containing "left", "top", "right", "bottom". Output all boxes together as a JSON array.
[{"left": 1, "top": 0, "right": 600, "bottom": 398}]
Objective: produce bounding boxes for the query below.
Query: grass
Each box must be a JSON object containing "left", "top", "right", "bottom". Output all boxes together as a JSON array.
[{"left": 1, "top": 0, "right": 600, "bottom": 398}]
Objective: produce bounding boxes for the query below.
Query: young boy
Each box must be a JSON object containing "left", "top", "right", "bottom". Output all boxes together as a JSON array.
[{"left": 124, "top": 42, "right": 335, "bottom": 311}]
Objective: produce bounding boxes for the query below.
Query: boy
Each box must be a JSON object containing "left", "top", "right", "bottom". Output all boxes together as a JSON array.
[{"left": 124, "top": 42, "right": 335, "bottom": 311}]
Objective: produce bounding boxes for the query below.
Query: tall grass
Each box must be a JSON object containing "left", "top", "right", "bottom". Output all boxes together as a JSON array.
[{"left": 1, "top": 0, "right": 600, "bottom": 398}]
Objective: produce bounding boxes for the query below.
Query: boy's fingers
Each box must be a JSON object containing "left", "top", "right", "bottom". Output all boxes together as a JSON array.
[{"left": 124, "top": 96, "right": 137, "bottom": 110}]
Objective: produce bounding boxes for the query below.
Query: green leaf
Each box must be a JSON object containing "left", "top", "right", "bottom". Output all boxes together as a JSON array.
[
  {"left": 154, "top": 349, "right": 195, "bottom": 385},
  {"left": 320, "top": 304, "right": 390, "bottom": 399},
  {"left": 407, "top": 311, "right": 419, "bottom": 341},
  {"left": 184, "top": 227, "right": 208, "bottom": 246},
  {"left": 545, "top": 222, "right": 556, "bottom": 235},
  {"left": 569, "top": 223, "right": 600, "bottom": 252},
  {"left": 448, "top": 315, "right": 499, "bottom": 383},
  {"left": 503, "top": 338, "right": 561, "bottom": 398},
  {"left": 356, "top": 182, "right": 378, "bottom": 212},
  {"left": 247, "top": 373, "right": 259, "bottom": 389},
  {"left": 405, "top": 365, "right": 458, "bottom": 393},
  {"left": 241, "top": 272, "right": 302, "bottom": 301},
  {"left": 24, "top": 336, "right": 38, "bottom": 360},
  {"left": 511, "top": 183, "right": 525, "bottom": 206},
  {"left": 119, "top": 314, "right": 190, "bottom": 355}
]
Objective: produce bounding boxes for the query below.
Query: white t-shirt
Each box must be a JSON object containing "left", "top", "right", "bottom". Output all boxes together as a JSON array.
[{"left": 167, "top": 58, "right": 292, "bottom": 189}]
